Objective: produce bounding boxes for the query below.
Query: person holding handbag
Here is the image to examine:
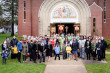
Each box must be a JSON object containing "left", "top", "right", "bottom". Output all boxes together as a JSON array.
[{"left": 96, "top": 39, "right": 103, "bottom": 61}]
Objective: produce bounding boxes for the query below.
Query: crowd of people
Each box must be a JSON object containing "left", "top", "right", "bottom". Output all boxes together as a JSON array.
[{"left": 1, "top": 33, "right": 107, "bottom": 64}]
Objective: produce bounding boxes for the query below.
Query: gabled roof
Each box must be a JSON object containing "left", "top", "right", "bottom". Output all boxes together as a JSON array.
[{"left": 89, "top": 2, "right": 103, "bottom": 11}]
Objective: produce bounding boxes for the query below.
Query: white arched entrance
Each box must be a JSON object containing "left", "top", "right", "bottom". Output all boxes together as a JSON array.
[{"left": 38, "top": 0, "right": 91, "bottom": 36}]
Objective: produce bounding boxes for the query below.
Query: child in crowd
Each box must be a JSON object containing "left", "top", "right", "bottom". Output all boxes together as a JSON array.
[
  {"left": 1, "top": 50, "right": 9, "bottom": 64},
  {"left": 66, "top": 44, "right": 72, "bottom": 60},
  {"left": 54, "top": 43, "right": 60, "bottom": 60},
  {"left": 11, "top": 45, "right": 18, "bottom": 58}
]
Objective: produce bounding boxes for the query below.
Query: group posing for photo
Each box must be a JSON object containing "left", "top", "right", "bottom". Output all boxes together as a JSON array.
[{"left": 1, "top": 33, "right": 107, "bottom": 64}]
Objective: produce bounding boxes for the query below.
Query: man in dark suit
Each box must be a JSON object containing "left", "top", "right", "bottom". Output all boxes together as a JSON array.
[{"left": 101, "top": 37, "right": 107, "bottom": 60}]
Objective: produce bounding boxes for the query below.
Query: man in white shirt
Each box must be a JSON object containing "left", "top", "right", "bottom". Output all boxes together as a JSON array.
[{"left": 79, "top": 36, "right": 85, "bottom": 59}]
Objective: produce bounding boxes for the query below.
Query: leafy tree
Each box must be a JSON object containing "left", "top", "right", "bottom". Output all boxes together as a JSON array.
[
  {"left": 1, "top": 0, "right": 18, "bottom": 36},
  {"left": 0, "top": 4, "right": 9, "bottom": 27},
  {"left": 0, "top": 18, "right": 10, "bottom": 27},
  {"left": 0, "top": 5, "right": 2, "bottom": 16}
]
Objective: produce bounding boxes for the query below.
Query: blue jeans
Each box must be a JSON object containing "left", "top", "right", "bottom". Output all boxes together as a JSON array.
[
  {"left": 80, "top": 47, "right": 85, "bottom": 58},
  {"left": 23, "top": 55, "right": 26, "bottom": 61},
  {"left": 67, "top": 53, "right": 70, "bottom": 58},
  {"left": 63, "top": 52, "right": 67, "bottom": 59},
  {"left": 2, "top": 58, "right": 6, "bottom": 64},
  {"left": 40, "top": 52, "right": 46, "bottom": 63}
]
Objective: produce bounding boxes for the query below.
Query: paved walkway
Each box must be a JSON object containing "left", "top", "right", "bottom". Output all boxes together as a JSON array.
[
  {"left": 106, "top": 52, "right": 110, "bottom": 54},
  {"left": 44, "top": 57, "right": 88, "bottom": 73},
  {"left": 82, "top": 59, "right": 107, "bottom": 64}
]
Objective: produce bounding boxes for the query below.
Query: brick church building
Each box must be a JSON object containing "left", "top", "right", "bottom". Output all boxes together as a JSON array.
[{"left": 18, "top": 0, "right": 110, "bottom": 39}]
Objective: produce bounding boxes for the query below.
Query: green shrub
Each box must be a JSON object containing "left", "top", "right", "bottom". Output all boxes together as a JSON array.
[{"left": 105, "top": 39, "right": 110, "bottom": 48}]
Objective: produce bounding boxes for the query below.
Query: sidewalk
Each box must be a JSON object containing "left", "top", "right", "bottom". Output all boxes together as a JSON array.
[
  {"left": 44, "top": 57, "right": 88, "bottom": 73},
  {"left": 106, "top": 52, "right": 110, "bottom": 54}
]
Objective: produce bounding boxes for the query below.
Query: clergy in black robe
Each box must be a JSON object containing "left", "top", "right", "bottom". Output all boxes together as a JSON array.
[
  {"left": 85, "top": 39, "right": 91, "bottom": 60},
  {"left": 28, "top": 41, "right": 33, "bottom": 61},
  {"left": 31, "top": 41, "right": 37, "bottom": 63},
  {"left": 46, "top": 41, "right": 53, "bottom": 61},
  {"left": 28, "top": 40, "right": 37, "bottom": 63}
]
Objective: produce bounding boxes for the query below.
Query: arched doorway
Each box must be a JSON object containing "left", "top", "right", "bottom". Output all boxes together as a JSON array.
[
  {"left": 50, "top": 3, "right": 79, "bottom": 35},
  {"left": 38, "top": 0, "right": 91, "bottom": 36}
]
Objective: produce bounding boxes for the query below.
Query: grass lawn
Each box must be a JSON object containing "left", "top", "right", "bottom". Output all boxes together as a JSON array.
[
  {"left": 85, "top": 54, "right": 110, "bottom": 73},
  {"left": 0, "top": 33, "right": 18, "bottom": 44},
  {"left": 0, "top": 55, "right": 46, "bottom": 73},
  {"left": 0, "top": 33, "right": 46, "bottom": 73}
]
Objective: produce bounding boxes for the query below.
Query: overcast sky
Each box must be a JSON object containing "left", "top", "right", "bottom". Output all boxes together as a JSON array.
[{"left": 0, "top": 0, "right": 2, "bottom": 4}]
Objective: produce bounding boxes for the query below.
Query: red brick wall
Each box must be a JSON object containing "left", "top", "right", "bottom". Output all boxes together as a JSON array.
[
  {"left": 90, "top": 3, "right": 103, "bottom": 36},
  {"left": 86, "top": 0, "right": 110, "bottom": 39},
  {"left": 94, "top": 0, "right": 110, "bottom": 39},
  {"left": 18, "top": 0, "right": 110, "bottom": 39},
  {"left": 18, "top": 0, "right": 32, "bottom": 36},
  {"left": 31, "top": 0, "right": 44, "bottom": 36},
  {"left": 86, "top": 0, "right": 95, "bottom": 5},
  {"left": 102, "top": 0, "right": 110, "bottom": 39},
  {"left": 18, "top": 0, "right": 44, "bottom": 36}
]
